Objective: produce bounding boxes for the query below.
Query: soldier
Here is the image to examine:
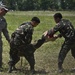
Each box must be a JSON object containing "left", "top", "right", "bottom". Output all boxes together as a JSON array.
[
  {"left": 8, "top": 17, "right": 40, "bottom": 73},
  {"left": 43, "top": 13, "right": 75, "bottom": 73},
  {"left": 0, "top": 5, "right": 10, "bottom": 71}
]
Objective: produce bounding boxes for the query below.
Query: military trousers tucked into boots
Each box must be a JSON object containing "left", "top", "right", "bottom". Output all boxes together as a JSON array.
[{"left": 58, "top": 40, "right": 75, "bottom": 69}]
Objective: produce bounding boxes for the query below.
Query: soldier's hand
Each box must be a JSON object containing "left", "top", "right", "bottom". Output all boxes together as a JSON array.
[
  {"left": 43, "top": 31, "right": 48, "bottom": 37},
  {"left": 45, "top": 34, "right": 58, "bottom": 42},
  {"left": 53, "top": 34, "right": 58, "bottom": 38},
  {"left": 42, "top": 31, "right": 49, "bottom": 40}
]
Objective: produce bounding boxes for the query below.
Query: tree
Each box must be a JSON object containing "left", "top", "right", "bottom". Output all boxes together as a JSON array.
[
  {"left": 33, "top": 0, "right": 40, "bottom": 10},
  {"left": 23, "top": 0, "right": 34, "bottom": 10},
  {"left": 1, "top": 0, "right": 75, "bottom": 11},
  {"left": 40, "top": 0, "right": 50, "bottom": 10},
  {"left": 40, "top": 0, "right": 59, "bottom": 10},
  {"left": 61, "top": 0, "right": 75, "bottom": 10},
  {"left": 2, "top": 0, "right": 18, "bottom": 10}
]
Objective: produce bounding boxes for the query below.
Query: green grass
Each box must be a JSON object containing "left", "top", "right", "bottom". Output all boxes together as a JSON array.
[{"left": 1, "top": 11, "right": 75, "bottom": 75}]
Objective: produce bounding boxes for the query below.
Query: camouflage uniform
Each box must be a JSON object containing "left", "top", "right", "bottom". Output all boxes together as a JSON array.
[
  {"left": 0, "top": 16, "right": 10, "bottom": 67},
  {"left": 8, "top": 22, "right": 44, "bottom": 73},
  {"left": 47, "top": 19, "right": 75, "bottom": 69}
]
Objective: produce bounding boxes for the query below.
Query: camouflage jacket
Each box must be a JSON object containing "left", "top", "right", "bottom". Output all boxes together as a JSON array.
[
  {"left": 0, "top": 16, "right": 10, "bottom": 42},
  {"left": 12, "top": 22, "right": 34, "bottom": 45},
  {"left": 48, "top": 19, "right": 75, "bottom": 40}
]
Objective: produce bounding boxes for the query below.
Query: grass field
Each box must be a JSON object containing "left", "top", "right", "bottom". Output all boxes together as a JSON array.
[{"left": 0, "top": 11, "right": 75, "bottom": 75}]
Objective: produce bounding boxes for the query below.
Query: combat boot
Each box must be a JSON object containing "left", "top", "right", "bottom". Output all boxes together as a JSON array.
[
  {"left": 58, "top": 63, "right": 63, "bottom": 73},
  {"left": 13, "top": 66, "right": 17, "bottom": 70},
  {"left": 8, "top": 62, "right": 13, "bottom": 73},
  {"left": 8, "top": 65, "right": 12, "bottom": 73},
  {"left": 30, "top": 69, "right": 36, "bottom": 74},
  {"left": 58, "top": 67, "right": 63, "bottom": 73}
]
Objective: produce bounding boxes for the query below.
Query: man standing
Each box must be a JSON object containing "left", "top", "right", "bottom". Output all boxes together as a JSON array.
[
  {"left": 44, "top": 13, "right": 75, "bottom": 73},
  {"left": 8, "top": 17, "right": 40, "bottom": 73},
  {"left": 0, "top": 5, "right": 10, "bottom": 70}
]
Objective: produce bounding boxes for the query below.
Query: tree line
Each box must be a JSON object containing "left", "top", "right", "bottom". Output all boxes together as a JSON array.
[{"left": 1, "top": 0, "right": 75, "bottom": 11}]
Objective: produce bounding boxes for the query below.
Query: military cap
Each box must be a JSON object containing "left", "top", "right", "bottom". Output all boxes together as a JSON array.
[{"left": 0, "top": 3, "right": 8, "bottom": 11}]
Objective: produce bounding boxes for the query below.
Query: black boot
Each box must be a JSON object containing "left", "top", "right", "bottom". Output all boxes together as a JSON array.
[
  {"left": 58, "top": 62, "right": 63, "bottom": 73},
  {"left": 8, "top": 65, "right": 13, "bottom": 73},
  {"left": 30, "top": 65, "right": 36, "bottom": 74},
  {"left": 13, "top": 66, "right": 17, "bottom": 70},
  {"left": 30, "top": 69, "right": 36, "bottom": 74}
]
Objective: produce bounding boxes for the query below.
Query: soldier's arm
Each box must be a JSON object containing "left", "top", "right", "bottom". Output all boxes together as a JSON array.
[
  {"left": 2, "top": 24, "right": 10, "bottom": 43},
  {"left": 70, "top": 22, "right": 74, "bottom": 30},
  {"left": 66, "top": 20, "right": 74, "bottom": 30},
  {"left": 47, "top": 23, "right": 63, "bottom": 36},
  {"left": 33, "top": 24, "right": 64, "bottom": 49}
]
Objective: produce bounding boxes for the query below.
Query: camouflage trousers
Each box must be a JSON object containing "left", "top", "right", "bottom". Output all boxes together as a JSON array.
[
  {"left": 8, "top": 36, "right": 36, "bottom": 73},
  {"left": 8, "top": 33, "right": 45, "bottom": 73},
  {"left": 0, "top": 39, "right": 3, "bottom": 67},
  {"left": 58, "top": 39, "right": 75, "bottom": 68}
]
